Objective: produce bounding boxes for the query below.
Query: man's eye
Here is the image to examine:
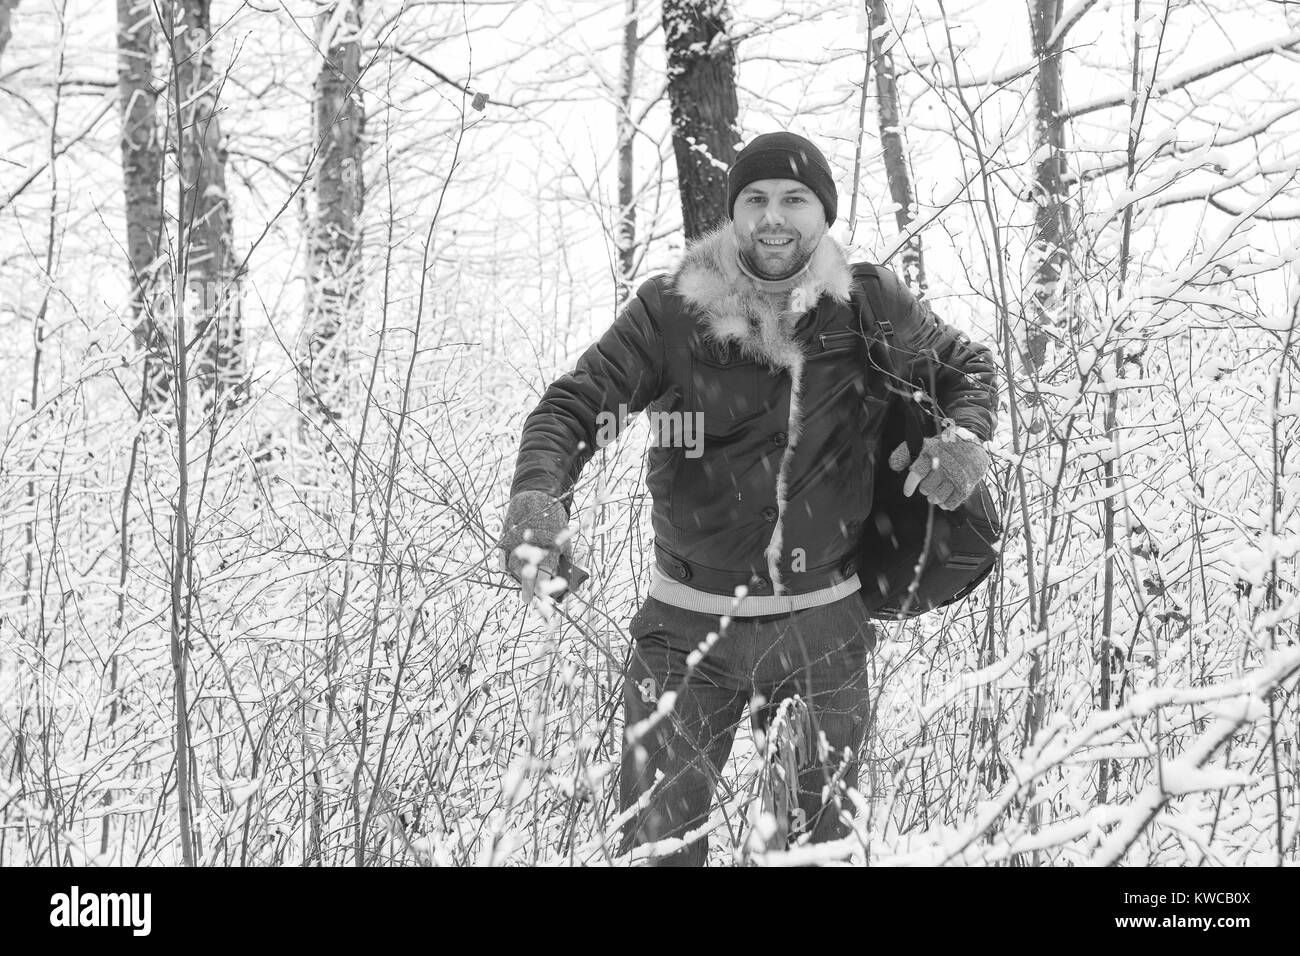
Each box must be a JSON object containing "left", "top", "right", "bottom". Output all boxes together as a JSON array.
[
  {"left": 748, "top": 196, "right": 765, "bottom": 203},
  {"left": 787, "top": 196, "right": 805, "bottom": 203}
]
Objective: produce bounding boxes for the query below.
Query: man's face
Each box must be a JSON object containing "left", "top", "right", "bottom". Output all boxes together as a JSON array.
[{"left": 732, "top": 178, "right": 828, "bottom": 280}]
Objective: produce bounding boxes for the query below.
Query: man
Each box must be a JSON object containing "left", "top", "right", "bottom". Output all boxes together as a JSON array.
[{"left": 498, "top": 132, "right": 998, "bottom": 865}]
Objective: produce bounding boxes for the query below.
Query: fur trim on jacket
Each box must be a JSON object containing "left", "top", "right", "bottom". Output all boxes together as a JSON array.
[{"left": 672, "top": 224, "right": 854, "bottom": 595}]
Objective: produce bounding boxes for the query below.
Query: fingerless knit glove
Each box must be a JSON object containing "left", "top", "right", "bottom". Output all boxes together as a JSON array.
[
  {"left": 890, "top": 432, "right": 991, "bottom": 511},
  {"left": 497, "top": 491, "right": 572, "bottom": 582}
]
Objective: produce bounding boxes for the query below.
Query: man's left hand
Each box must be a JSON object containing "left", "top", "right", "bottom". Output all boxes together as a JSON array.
[{"left": 890, "top": 431, "right": 990, "bottom": 511}]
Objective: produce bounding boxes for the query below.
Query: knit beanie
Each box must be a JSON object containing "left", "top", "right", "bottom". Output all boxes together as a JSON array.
[{"left": 727, "top": 132, "right": 837, "bottom": 226}]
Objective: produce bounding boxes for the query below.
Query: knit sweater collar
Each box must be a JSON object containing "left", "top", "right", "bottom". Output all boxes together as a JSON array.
[{"left": 734, "top": 247, "right": 814, "bottom": 294}]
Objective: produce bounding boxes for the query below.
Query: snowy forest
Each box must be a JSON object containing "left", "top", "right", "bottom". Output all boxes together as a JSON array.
[{"left": 0, "top": 0, "right": 1297, "bottom": 867}]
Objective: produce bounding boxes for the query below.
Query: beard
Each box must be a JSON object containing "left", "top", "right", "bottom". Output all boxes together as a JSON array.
[{"left": 737, "top": 228, "right": 820, "bottom": 280}]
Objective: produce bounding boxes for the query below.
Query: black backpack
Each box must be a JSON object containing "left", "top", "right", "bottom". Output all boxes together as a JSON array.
[{"left": 849, "top": 264, "right": 1002, "bottom": 620}]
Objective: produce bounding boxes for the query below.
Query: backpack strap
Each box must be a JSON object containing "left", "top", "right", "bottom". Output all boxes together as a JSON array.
[
  {"left": 850, "top": 262, "right": 893, "bottom": 343},
  {"left": 850, "top": 262, "right": 927, "bottom": 458},
  {"left": 849, "top": 262, "right": 908, "bottom": 387}
]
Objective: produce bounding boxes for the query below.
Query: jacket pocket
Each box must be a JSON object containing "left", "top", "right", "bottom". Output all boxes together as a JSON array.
[
  {"left": 862, "top": 394, "right": 890, "bottom": 441},
  {"left": 690, "top": 349, "right": 763, "bottom": 437},
  {"left": 641, "top": 388, "right": 688, "bottom": 531},
  {"left": 817, "top": 329, "right": 862, "bottom": 354},
  {"left": 859, "top": 394, "right": 893, "bottom": 514}
]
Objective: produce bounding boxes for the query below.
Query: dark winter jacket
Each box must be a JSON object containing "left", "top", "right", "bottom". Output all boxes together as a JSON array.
[{"left": 510, "top": 224, "right": 998, "bottom": 597}]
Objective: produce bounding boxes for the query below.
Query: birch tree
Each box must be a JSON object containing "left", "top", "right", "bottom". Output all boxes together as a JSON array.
[
  {"left": 870, "top": 0, "right": 925, "bottom": 295},
  {"left": 168, "top": 0, "right": 245, "bottom": 411},
  {"left": 615, "top": 0, "right": 639, "bottom": 295},
  {"left": 303, "top": 0, "right": 365, "bottom": 423}
]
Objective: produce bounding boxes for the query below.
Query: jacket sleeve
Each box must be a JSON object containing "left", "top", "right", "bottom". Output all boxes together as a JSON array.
[
  {"left": 874, "top": 266, "right": 999, "bottom": 442},
  {"left": 509, "top": 276, "right": 667, "bottom": 507}
]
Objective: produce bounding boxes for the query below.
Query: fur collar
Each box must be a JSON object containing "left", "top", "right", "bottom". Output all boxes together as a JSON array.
[
  {"left": 673, "top": 224, "right": 853, "bottom": 373},
  {"left": 670, "top": 224, "right": 854, "bottom": 597}
]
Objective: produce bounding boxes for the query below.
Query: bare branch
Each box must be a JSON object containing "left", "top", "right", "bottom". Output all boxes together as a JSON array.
[
  {"left": 1045, "top": 0, "right": 1103, "bottom": 50},
  {"left": 1063, "top": 29, "right": 1300, "bottom": 121},
  {"left": 1075, "top": 101, "right": 1300, "bottom": 185},
  {"left": 0, "top": 93, "right": 115, "bottom": 212}
]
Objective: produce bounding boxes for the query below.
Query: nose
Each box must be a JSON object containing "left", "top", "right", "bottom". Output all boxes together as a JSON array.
[{"left": 761, "top": 206, "right": 784, "bottom": 227}]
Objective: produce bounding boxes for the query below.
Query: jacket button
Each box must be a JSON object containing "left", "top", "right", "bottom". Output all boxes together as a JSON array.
[
  {"left": 840, "top": 556, "right": 857, "bottom": 576},
  {"left": 761, "top": 506, "right": 778, "bottom": 522},
  {"left": 748, "top": 576, "right": 771, "bottom": 593},
  {"left": 665, "top": 558, "right": 690, "bottom": 581},
  {"left": 772, "top": 431, "right": 788, "bottom": 447}
]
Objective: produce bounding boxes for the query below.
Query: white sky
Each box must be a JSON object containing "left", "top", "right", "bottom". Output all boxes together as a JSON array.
[{"left": 1, "top": 0, "right": 1296, "bottom": 390}]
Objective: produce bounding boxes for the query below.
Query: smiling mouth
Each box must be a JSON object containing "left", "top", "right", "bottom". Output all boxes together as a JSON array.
[{"left": 758, "top": 237, "right": 794, "bottom": 248}]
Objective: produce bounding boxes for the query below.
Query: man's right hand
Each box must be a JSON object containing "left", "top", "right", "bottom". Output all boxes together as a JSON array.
[
  {"left": 503, "top": 542, "right": 559, "bottom": 604},
  {"left": 496, "top": 490, "right": 571, "bottom": 604}
]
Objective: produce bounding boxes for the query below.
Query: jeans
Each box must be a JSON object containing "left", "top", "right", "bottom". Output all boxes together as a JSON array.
[{"left": 617, "top": 594, "right": 876, "bottom": 866}]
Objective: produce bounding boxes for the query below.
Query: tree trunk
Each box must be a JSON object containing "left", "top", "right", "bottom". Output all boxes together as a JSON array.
[
  {"left": 169, "top": 0, "right": 245, "bottom": 411},
  {"left": 1026, "top": 0, "right": 1071, "bottom": 371},
  {"left": 870, "top": 0, "right": 925, "bottom": 296},
  {"left": 0, "top": 0, "right": 19, "bottom": 66},
  {"left": 303, "top": 0, "right": 364, "bottom": 422},
  {"left": 615, "top": 0, "right": 639, "bottom": 295},
  {"left": 117, "top": 0, "right": 170, "bottom": 408},
  {"left": 662, "top": 0, "right": 739, "bottom": 240}
]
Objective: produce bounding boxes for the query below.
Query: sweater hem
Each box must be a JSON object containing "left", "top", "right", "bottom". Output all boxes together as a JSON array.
[{"left": 648, "top": 564, "right": 861, "bottom": 616}]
